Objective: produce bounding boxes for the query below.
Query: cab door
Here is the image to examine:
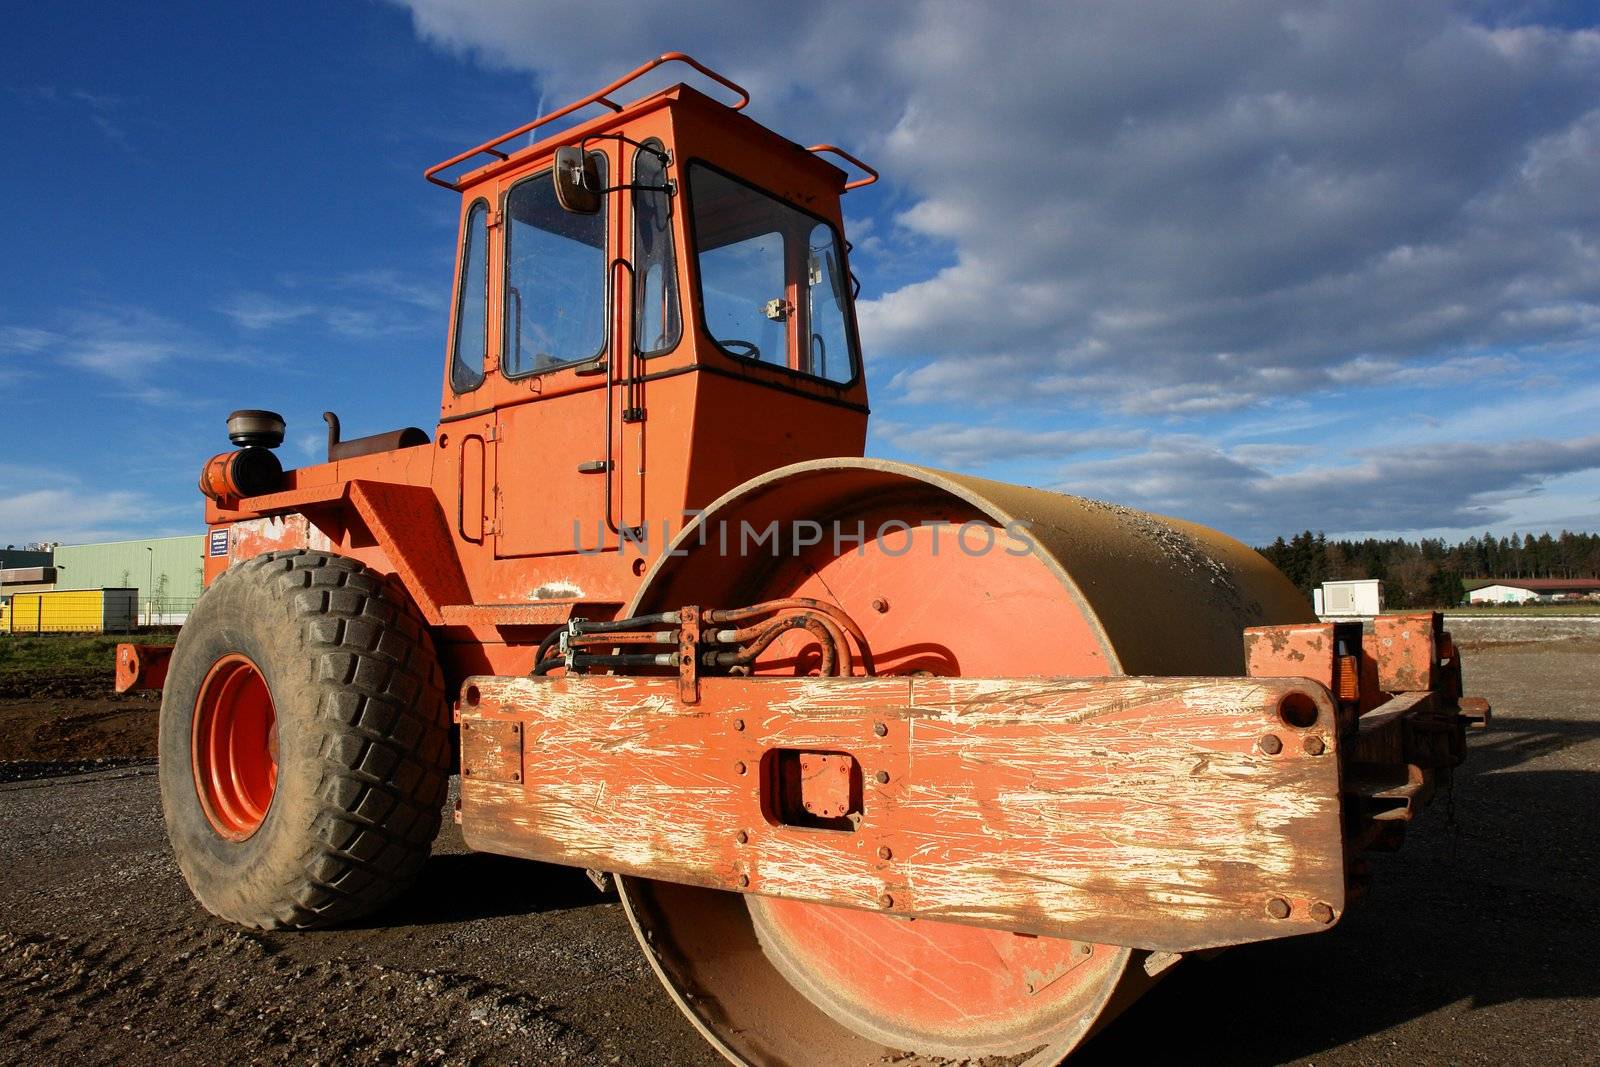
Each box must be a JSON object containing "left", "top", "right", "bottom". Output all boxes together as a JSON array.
[
  {"left": 492, "top": 149, "right": 618, "bottom": 558},
  {"left": 439, "top": 196, "right": 496, "bottom": 555}
]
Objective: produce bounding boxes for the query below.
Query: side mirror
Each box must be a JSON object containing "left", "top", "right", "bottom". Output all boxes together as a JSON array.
[{"left": 553, "top": 146, "right": 601, "bottom": 214}]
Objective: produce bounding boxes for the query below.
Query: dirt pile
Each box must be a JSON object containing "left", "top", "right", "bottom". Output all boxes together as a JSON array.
[{"left": 0, "top": 668, "right": 160, "bottom": 781}]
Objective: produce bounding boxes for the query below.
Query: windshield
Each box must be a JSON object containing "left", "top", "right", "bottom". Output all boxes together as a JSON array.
[{"left": 688, "top": 163, "right": 857, "bottom": 384}]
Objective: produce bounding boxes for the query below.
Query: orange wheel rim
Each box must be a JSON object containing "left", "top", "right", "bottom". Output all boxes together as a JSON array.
[{"left": 192, "top": 653, "right": 278, "bottom": 840}]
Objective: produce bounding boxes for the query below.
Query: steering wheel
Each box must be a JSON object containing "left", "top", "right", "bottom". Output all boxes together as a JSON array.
[{"left": 719, "top": 338, "right": 762, "bottom": 360}]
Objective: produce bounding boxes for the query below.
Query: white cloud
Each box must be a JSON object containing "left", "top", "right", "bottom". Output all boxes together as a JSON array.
[
  {"left": 6, "top": 84, "right": 138, "bottom": 153},
  {"left": 391, "top": 0, "right": 905, "bottom": 118},
  {"left": 220, "top": 269, "right": 444, "bottom": 337},
  {"left": 0, "top": 489, "right": 155, "bottom": 545},
  {"left": 856, "top": 7, "right": 1600, "bottom": 413},
  {"left": 874, "top": 421, "right": 1147, "bottom": 469},
  {"left": 0, "top": 305, "right": 270, "bottom": 405},
  {"left": 0, "top": 466, "right": 186, "bottom": 545},
  {"left": 1053, "top": 433, "right": 1600, "bottom": 541},
  {"left": 392, "top": 2, "right": 1600, "bottom": 417},
  {"left": 0, "top": 326, "right": 55, "bottom": 354},
  {"left": 219, "top": 293, "right": 320, "bottom": 331},
  {"left": 3, "top": 307, "right": 188, "bottom": 390}
]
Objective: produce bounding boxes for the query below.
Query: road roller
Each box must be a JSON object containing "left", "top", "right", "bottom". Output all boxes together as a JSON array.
[{"left": 119, "top": 53, "right": 1489, "bottom": 1064}]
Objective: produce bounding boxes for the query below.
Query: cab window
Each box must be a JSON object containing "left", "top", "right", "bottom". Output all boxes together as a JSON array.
[
  {"left": 688, "top": 163, "right": 857, "bottom": 384},
  {"left": 503, "top": 154, "right": 608, "bottom": 376},
  {"left": 805, "top": 222, "right": 852, "bottom": 383},
  {"left": 450, "top": 200, "right": 489, "bottom": 392},
  {"left": 633, "top": 142, "right": 681, "bottom": 356}
]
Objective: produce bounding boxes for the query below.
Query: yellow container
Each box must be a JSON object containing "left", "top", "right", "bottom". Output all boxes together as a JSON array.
[{"left": 4, "top": 589, "right": 138, "bottom": 634}]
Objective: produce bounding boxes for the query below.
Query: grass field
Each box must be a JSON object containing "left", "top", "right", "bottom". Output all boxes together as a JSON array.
[{"left": 0, "top": 631, "right": 176, "bottom": 690}]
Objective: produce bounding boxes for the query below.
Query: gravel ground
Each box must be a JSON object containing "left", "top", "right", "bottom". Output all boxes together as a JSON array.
[{"left": 1, "top": 640, "right": 1596, "bottom": 1066}]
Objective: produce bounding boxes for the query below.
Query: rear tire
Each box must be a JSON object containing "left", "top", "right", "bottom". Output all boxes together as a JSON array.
[{"left": 159, "top": 549, "right": 450, "bottom": 929}]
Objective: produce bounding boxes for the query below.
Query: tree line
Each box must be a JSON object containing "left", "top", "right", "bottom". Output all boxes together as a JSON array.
[{"left": 1255, "top": 531, "right": 1600, "bottom": 608}]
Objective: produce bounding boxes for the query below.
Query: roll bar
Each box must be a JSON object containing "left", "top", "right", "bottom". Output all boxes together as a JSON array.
[{"left": 425, "top": 52, "right": 751, "bottom": 191}]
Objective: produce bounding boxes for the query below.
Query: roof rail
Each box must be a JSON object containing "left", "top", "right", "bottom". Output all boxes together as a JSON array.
[
  {"left": 807, "top": 145, "right": 879, "bottom": 191},
  {"left": 425, "top": 52, "right": 750, "bottom": 192}
]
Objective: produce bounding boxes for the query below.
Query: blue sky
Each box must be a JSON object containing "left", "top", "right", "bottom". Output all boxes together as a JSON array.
[{"left": 3, "top": 1, "right": 1598, "bottom": 547}]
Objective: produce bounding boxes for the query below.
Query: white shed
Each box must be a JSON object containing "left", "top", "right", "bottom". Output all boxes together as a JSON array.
[{"left": 1316, "top": 579, "right": 1383, "bottom": 617}]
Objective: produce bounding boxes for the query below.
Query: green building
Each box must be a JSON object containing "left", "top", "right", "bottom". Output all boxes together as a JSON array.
[{"left": 53, "top": 534, "right": 206, "bottom": 624}]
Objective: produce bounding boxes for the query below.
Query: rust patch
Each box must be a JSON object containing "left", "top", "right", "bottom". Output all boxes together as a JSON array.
[
  {"left": 460, "top": 718, "right": 523, "bottom": 784},
  {"left": 1373, "top": 613, "right": 1440, "bottom": 693},
  {"left": 1244, "top": 624, "right": 1336, "bottom": 688}
]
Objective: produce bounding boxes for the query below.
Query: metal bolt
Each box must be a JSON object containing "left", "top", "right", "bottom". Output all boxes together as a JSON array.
[
  {"left": 1302, "top": 735, "right": 1326, "bottom": 756},
  {"left": 878, "top": 893, "right": 894, "bottom": 909},
  {"left": 733, "top": 718, "right": 745, "bottom": 731},
  {"left": 510, "top": 772, "right": 520, "bottom": 782},
  {"left": 871, "top": 598, "right": 889, "bottom": 613},
  {"left": 736, "top": 830, "right": 749, "bottom": 844},
  {"left": 1310, "top": 902, "right": 1335, "bottom": 924},
  {"left": 463, "top": 768, "right": 473, "bottom": 777},
  {"left": 735, "top": 761, "right": 748, "bottom": 776},
  {"left": 877, "top": 846, "right": 892, "bottom": 860},
  {"left": 1078, "top": 943, "right": 1092, "bottom": 955},
  {"left": 874, "top": 722, "right": 888, "bottom": 737},
  {"left": 1267, "top": 897, "right": 1291, "bottom": 919},
  {"left": 874, "top": 770, "right": 890, "bottom": 784},
  {"left": 1260, "top": 734, "right": 1283, "bottom": 755},
  {"left": 510, "top": 724, "right": 520, "bottom": 734},
  {"left": 739, "top": 874, "right": 750, "bottom": 888}
]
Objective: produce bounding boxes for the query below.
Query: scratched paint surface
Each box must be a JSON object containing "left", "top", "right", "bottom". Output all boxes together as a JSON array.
[
  {"left": 227, "top": 514, "right": 330, "bottom": 563},
  {"left": 459, "top": 674, "right": 1345, "bottom": 953}
]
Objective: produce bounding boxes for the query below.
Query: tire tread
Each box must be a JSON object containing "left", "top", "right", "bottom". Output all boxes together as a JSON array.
[{"left": 206, "top": 550, "right": 449, "bottom": 930}]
